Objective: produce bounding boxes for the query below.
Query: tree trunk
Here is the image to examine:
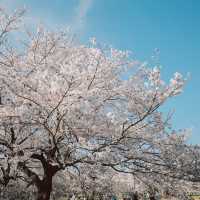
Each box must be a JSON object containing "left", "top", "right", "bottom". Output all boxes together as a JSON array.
[
  {"left": 22, "top": 153, "right": 60, "bottom": 200},
  {"left": 131, "top": 192, "right": 139, "bottom": 200},
  {"left": 149, "top": 196, "right": 156, "bottom": 200},
  {"left": 36, "top": 177, "right": 53, "bottom": 200},
  {"left": 133, "top": 194, "right": 139, "bottom": 200}
]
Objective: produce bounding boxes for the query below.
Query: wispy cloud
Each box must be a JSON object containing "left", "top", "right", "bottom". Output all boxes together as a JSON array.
[
  {"left": 0, "top": 0, "right": 94, "bottom": 35},
  {"left": 72, "top": 0, "right": 93, "bottom": 32},
  {"left": 0, "top": 0, "right": 55, "bottom": 31},
  {"left": 0, "top": 0, "right": 24, "bottom": 11}
]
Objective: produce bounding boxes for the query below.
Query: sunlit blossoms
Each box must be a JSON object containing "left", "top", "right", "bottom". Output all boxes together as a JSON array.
[{"left": 0, "top": 7, "right": 199, "bottom": 200}]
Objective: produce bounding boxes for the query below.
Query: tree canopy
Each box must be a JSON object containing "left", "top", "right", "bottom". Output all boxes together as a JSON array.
[{"left": 0, "top": 7, "right": 199, "bottom": 200}]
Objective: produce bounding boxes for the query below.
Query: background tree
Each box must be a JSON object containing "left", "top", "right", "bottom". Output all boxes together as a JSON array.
[{"left": 0, "top": 7, "right": 199, "bottom": 200}]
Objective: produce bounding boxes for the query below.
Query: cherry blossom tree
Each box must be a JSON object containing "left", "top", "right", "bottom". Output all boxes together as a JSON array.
[{"left": 0, "top": 7, "right": 199, "bottom": 200}]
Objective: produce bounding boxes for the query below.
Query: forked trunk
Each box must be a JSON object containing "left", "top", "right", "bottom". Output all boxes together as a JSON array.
[
  {"left": 149, "top": 196, "right": 156, "bottom": 200},
  {"left": 36, "top": 177, "right": 53, "bottom": 200},
  {"left": 132, "top": 193, "right": 139, "bottom": 200}
]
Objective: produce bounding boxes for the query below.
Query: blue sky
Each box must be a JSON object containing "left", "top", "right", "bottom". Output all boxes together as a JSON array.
[{"left": 1, "top": 0, "right": 200, "bottom": 143}]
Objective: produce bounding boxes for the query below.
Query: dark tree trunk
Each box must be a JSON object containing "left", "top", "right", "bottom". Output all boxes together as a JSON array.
[
  {"left": 133, "top": 194, "right": 139, "bottom": 200},
  {"left": 35, "top": 162, "right": 59, "bottom": 200},
  {"left": 131, "top": 192, "right": 139, "bottom": 200},
  {"left": 36, "top": 176, "right": 53, "bottom": 200},
  {"left": 20, "top": 152, "right": 61, "bottom": 200},
  {"left": 149, "top": 196, "right": 156, "bottom": 200}
]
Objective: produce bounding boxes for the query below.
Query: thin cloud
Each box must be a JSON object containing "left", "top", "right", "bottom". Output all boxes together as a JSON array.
[
  {"left": 72, "top": 0, "right": 93, "bottom": 32},
  {"left": 0, "top": 0, "right": 24, "bottom": 11},
  {"left": 0, "top": 0, "right": 94, "bottom": 34},
  {"left": 0, "top": 0, "right": 38, "bottom": 28}
]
